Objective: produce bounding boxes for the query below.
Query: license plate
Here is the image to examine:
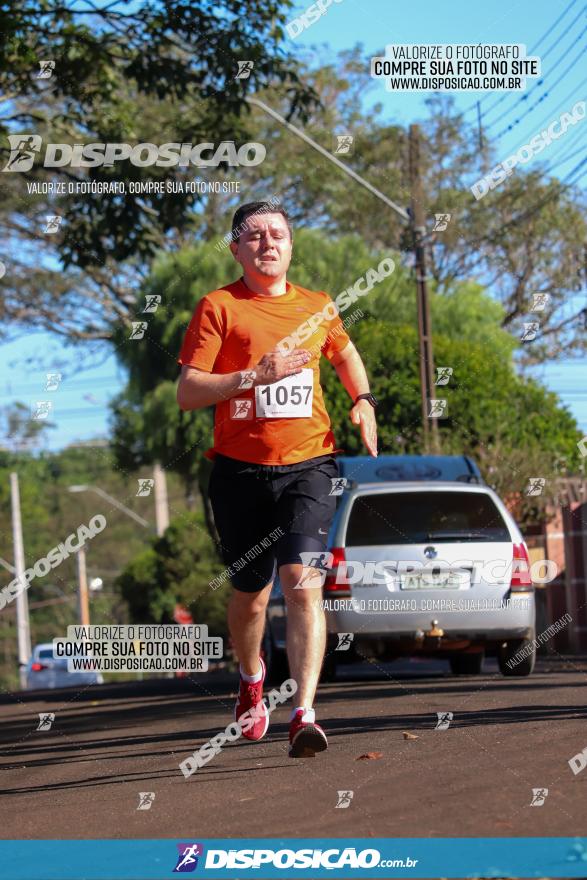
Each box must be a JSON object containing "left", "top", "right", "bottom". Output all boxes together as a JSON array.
[{"left": 400, "top": 570, "right": 471, "bottom": 590}]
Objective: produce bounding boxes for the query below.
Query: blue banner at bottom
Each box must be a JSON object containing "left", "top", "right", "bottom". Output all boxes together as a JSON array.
[{"left": 3, "top": 838, "right": 587, "bottom": 879}]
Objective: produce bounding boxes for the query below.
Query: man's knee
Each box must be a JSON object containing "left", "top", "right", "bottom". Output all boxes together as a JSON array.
[
  {"left": 281, "top": 568, "right": 325, "bottom": 611},
  {"left": 230, "top": 584, "right": 272, "bottom": 616},
  {"left": 280, "top": 563, "right": 324, "bottom": 593}
]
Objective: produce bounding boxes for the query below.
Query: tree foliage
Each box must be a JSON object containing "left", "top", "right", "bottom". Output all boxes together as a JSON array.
[
  {"left": 116, "top": 511, "right": 227, "bottom": 634},
  {"left": 108, "top": 230, "right": 583, "bottom": 529}
]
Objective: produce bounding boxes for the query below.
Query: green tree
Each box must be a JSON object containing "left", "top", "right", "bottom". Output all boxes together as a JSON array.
[
  {"left": 321, "top": 315, "right": 583, "bottom": 525},
  {"left": 0, "top": 0, "right": 319, "bottom": 340},
  {"left": 109, "top": 230, "right": 583, "bottom": 533},
  {"left": 116, "top": 511, "right": 227, "bottom": 634}
]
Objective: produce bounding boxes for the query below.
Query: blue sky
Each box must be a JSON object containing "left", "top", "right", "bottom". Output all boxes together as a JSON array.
[{"left": 1, "top": 0, "right": 585, "bottom": 450}]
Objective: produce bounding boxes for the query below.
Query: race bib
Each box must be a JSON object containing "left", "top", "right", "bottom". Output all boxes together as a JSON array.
[{"left": 255, "top": 369, "right": 313, "bottom": 418}]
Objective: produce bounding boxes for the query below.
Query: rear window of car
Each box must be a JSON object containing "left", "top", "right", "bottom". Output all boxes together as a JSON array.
[
  {"left": 38, "top": 648, "right": 54, "bottom": 660},
  {"left": 345, "top": 491, "right": 511, "bottom": 545}
]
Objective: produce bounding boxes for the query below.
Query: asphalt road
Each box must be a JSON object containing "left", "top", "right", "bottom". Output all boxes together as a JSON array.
[{"left": 1, "top": 656, "right": 586, "bottom": 839}]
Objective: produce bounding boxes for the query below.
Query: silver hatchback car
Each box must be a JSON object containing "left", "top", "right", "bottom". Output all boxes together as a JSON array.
[
  {"left": 25, "top": 643, "right": 104, "bottom": 690},
  {"left": 263, "top": 455, "right": 536, "bottom": 680}
]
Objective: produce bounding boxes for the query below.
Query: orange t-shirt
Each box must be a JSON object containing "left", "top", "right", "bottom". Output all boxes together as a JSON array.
[{"left": 177, "top": 277, "right": 352, "bottom": 465}]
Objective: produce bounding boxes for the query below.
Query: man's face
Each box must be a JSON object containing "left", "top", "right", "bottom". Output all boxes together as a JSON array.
[{"left": 230, "top": 212, "right": 292, "bottom": 280}]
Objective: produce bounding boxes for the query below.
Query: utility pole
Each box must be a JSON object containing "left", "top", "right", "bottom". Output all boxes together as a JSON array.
[
  {"left": 409, "top": 124, "right": 440, "bottom": 455},
  {"left": 476, "top": 101, "right": 484, "bottom": 151},
  {"left": 10, "top": 473, "right": 31, "bottom": 688},
  {"left": 153, "top": 462, "right": 170, "bottom": 536},
  {"left": 77, "top": 546, "right": 90, "bottom": 627}
]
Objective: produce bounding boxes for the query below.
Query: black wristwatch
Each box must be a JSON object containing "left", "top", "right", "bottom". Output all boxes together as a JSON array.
[{"left": 354, "top": 392, "right": 378, "bottom": 408}]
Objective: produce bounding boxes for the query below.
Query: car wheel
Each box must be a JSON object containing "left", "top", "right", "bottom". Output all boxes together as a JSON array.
[
  {"left": 262, "top": 629, "right": 290, "bottom": 684},
  {"left": 450, "top": 653, "right": 484, "bottom": 675},
  {"left": 498, "top": 638, "right": 536, "bottom": 676}
]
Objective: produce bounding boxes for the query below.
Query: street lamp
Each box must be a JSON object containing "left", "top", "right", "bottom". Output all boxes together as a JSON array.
[{"left": 68, "top": 484, "right": 152, "bottom": 529}]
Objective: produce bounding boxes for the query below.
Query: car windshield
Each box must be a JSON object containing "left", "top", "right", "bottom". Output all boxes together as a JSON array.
[
  {"left": 38, "top": 648, "right": 54, "bottom": 660},
  {"left": 345, "top": 491, "right": 511, "bottom": 545}
]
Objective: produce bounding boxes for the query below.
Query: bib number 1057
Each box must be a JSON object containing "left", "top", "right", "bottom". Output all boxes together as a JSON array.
[{"left": 255, "top": 368, "right": 313, "bottom": 418}]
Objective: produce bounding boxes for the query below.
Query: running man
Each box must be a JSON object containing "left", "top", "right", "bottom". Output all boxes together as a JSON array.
[{"left": 176, "top": 201, "right": 378, "bottom": 757}]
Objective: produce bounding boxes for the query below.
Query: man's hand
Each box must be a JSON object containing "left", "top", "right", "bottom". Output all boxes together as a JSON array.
[
  {"left": 253, "top": 348, "right": 311, "bottom": 386},
  {"left": 350, "top": 400, "right": 378, "bottom": 457}
]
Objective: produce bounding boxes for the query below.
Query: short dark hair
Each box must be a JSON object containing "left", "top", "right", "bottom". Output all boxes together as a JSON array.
[{"left": 231, "top": 201, "right": 292, "bottom": 243}]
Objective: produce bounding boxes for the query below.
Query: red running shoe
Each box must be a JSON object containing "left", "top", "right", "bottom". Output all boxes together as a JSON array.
[
  {"left": 289, "top": 709, "right": 328, "bottom": 758},
  {"left": 235, "top": 657, "right": 269, "bottom": 741}
]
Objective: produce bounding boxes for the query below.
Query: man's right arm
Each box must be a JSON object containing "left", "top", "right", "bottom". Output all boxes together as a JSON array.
[
  {"left": 177, "top": 349, "right": 312, "bottom": 412},
  {"left": 177, "top": 365, "right": 253, "bottom": 411}
]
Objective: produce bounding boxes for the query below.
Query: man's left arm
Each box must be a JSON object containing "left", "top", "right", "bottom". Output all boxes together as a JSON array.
[{"left": 328, "top": 341, "right": 378, "bottom": 457}]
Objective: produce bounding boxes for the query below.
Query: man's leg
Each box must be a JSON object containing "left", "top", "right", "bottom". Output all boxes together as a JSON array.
[
  {"left": 228, "top": 580, "right": 273, "bottom": 676},
  {"left": 279, "top": 563, "right": 326, "bottom": 710}
]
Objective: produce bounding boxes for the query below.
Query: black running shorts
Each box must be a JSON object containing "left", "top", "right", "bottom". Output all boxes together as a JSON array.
[{"left": 208, "top": 452, "right": 340, "bottom": 593}]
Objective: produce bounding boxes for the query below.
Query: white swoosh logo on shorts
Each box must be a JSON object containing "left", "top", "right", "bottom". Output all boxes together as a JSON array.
[{"left": 318, "top": 528, "right": 327, "bottom": 535}]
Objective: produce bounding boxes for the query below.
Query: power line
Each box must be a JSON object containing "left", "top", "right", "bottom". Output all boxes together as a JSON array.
[
  {"left": 530, "top": 76, "right": 587, "bottom": 134},
  {"left": 465, "top": 0, "right": 581, "bottom": 115},
  {"left": 493, "top": 39, "right": 587, "bottom": 137},
  {"left": 544, "top": 137, "right": 587, "bottom": 175},
  {"left": 0, "top": 374, "right": 121, "bottom": 395},
  {"left": 480, "top": 4, "right": 585, "bottom": 121}
]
